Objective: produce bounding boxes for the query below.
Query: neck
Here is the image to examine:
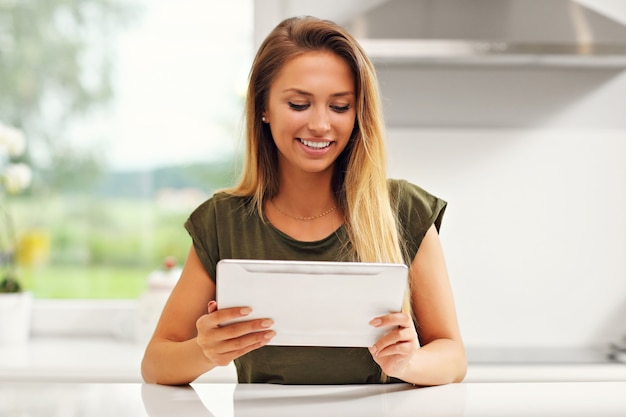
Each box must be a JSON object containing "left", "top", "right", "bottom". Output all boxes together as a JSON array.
[{"left": 273, "top": 167, "right": 336, "bottom": 217}]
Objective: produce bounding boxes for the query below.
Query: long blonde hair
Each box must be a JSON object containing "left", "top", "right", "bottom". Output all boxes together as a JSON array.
[{"left": 228, "top": 16, "right": 404, "bottom": 266}]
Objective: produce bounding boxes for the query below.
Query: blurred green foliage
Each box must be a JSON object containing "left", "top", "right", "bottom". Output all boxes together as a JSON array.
[{"left": 12, "top": 158, "right": 239, "bottom": 299}]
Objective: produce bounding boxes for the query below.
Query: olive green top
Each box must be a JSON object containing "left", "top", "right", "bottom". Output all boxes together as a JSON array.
[{"left": 184, "top": 179, "right": 447, "bottom": 384}]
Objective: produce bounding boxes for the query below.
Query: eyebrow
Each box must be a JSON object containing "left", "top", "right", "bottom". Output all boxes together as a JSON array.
[{"left": 282, "top": 88, "right": 354, "bottom": 98}]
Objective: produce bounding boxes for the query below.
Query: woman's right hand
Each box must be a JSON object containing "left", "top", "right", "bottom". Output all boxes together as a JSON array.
[{"left": 195, "top": 300, "right": 276, "bottom": 366}]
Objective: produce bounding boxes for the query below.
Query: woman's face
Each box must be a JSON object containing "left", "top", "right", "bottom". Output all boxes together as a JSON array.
[{"left": 264, "top": 51, "right": 356, "bottom": 178}]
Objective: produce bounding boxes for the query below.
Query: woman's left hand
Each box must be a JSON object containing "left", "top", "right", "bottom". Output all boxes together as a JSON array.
[{"left": 368, "top": 312, "right": 419, "bottom": 378}]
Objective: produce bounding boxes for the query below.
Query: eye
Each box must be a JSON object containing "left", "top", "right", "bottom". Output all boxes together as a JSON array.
[
  {"left": 330, "top": 104, "right": 351, "bottom": 113},
  {"left": 288, "top": 101, "right": 309, "bottom": 111}
]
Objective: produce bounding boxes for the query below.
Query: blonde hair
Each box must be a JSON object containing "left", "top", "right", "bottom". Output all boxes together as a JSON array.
[{"left": 229, "top": 16, "right": 405, "bottom": 266}]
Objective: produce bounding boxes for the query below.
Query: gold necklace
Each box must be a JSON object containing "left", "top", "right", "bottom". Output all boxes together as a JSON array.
[{"left": 270, "top": 199, "right": 337, "bottom": 221}]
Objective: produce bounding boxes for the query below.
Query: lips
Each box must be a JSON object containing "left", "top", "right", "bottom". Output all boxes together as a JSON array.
[{"left": 298, "top": 138, "right": 332, "bottom": 149}]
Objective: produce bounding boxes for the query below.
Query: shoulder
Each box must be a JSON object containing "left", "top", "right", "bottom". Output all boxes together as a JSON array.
[
  {"left": 387, "top": 178, "right": 447, "bottom": 227},
  {"left": 189, "top": 191, "right": 252, "bottom": 219},
  {"left": 184, "top": 192, "right": 255, "bottom": 281},
  {"left": 388, "top": 179, "right": 448, "bottom": 262},
  {"left": 186, "top": 192, "right": 255, "bottom": 238},
  {"left": 200, "top": 191, "right": 250, "bottom": 208}
]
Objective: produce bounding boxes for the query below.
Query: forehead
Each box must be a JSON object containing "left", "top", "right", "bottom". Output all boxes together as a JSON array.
[{"left": 271, "top": 50, "right": 355, "bottom": 93}]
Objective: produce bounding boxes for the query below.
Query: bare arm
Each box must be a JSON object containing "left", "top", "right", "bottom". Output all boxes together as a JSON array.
[
  {"left": 141, "top": 246, "right": 275, "bottom": 385},
  {"left": 369, "top": 224, "right": 467, "bottom": 385},
  {"left": 141, "top": 246, "right": 217, "bottom": 384}
]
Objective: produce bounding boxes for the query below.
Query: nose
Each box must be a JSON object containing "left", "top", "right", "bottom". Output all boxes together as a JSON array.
[{"left": 307, "top": 107, "right": 330, "bottom": 135}]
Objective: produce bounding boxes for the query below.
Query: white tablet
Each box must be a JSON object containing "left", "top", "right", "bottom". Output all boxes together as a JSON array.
[{"left": 215, "top": 259, "right": 408, "bottom": 347}]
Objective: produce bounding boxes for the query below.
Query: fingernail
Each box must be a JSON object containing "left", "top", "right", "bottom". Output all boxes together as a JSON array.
[
  {"left": 369, "top": 318, "right": 382, "bottom": 327},
  {"left": 240, "top": 307, "right": 252, "bottom": 315},
  {"left": 261, "top": 319, "right": 274, "bottom": 328},
  {"left": 264, "top": 331, "right": 276, "bottom": 339}
]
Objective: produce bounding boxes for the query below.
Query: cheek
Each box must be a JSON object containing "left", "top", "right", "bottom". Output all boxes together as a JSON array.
[
  {"left": 337, "top": 115, "right": 357, "bottom": 140},
  {"left": 273, "top": 113, "right": 304, "bottom": 136},
  {"left": 270, "top": 119, "right": 302, "bottom": 150}
]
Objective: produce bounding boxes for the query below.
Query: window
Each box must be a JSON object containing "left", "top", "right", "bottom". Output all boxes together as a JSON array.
[{"left": 3, "top": 0, "right": 253, "bottom": 299}]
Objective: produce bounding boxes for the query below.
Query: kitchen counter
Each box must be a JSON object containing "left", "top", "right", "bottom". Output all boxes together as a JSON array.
[
  {"left": 2, "top": 381, "right": 626, "bottom": 416},
  {"left": 0, "top": 337, "right": 234, "bottom": 383},
  {"left": 1, "top": 337, "right": 626, "bottom": 383}
]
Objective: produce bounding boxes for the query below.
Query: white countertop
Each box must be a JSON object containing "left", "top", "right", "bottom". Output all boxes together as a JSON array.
[
  {"left": 0, "top": 337, "right": 235, "bottom": 383},
  {"left": 1, "top": 337, "right": 626, "bottom": 383},
  {"left": 2, "top": 381, "right": 626, "bottom": 416}
]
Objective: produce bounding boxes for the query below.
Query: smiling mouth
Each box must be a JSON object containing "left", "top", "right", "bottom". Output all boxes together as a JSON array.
[{"left": 298, "top": 138, "right": 332, "bottom": 149}]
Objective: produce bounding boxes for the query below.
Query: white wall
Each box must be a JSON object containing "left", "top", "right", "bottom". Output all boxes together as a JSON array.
[
  {"left": 386, "top": 127, "right": 626, "bottom": 348},
  {"left": 379, "top": 61, "right": 626, "bottom": 349}
]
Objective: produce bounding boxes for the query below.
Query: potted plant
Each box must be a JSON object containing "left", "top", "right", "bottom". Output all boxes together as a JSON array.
[{"left": 0, "top": 120, "right": 33, "bottom": 345}]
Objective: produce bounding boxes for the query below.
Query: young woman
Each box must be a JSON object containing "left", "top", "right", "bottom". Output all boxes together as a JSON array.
[{"left": 141, "top": 16, "right": 466, "bottom": 386}]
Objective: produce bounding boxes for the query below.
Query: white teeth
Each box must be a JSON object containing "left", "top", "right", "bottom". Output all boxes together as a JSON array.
[{"left": 299, "top": 139, "right": 331, "bottom": 149}]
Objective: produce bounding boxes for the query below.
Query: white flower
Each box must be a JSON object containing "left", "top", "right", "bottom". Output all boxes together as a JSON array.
[
  {"left": 0, "top": 121, "right": 26, "bottom": 157},
  {"left": 3, "top": 163, "right": 32, "bottom": 194}
]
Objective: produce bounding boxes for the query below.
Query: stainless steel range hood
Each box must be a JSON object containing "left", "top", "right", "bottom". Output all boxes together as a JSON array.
[{"left": 343, "top": 0, "right": 626, "bottom": 67}]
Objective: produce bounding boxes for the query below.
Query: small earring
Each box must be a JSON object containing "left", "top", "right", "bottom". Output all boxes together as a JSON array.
[{"left": 262, "top": 116, "right": 267, "bottom": 123}]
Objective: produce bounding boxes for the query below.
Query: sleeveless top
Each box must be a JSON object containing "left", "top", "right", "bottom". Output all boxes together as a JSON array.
[{"left": 184, "top": 179, "right": 447, "bottom": 384}]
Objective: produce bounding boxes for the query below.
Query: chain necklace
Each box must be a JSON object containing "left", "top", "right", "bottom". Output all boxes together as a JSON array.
[{"left": 270, "top": 199, "right": 337, "bottom": 221}]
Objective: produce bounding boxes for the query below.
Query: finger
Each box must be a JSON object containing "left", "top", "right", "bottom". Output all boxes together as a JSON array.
[
  {"left": 370, "top": 327, "right": 417, "bottom": 357},
  {"left": 369, "top": 312, "right": 413, "bottom": 329},
  {"left": 213, "top": 333, "right": 276, "bottom": 366},
  {"left": 207, "top": 300, "right": 218, "bottom": 314},
  {"left": 222, "top": 329, "right": 276, "bottom": 353},
  {"left": 197, "top": 309, "right": 275, "bottom": 346},
  {"left": 204, "top": 330, "right": 276, "bottom": 366},
  {"left": 218, "top": 318, "right": 275, "bottom": 341},
  {"left": 373, "top": 338, "right": 416, "bottom": 358},
  {"left": 201, "top": 306, "right": 253, "bottom": 328}
]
